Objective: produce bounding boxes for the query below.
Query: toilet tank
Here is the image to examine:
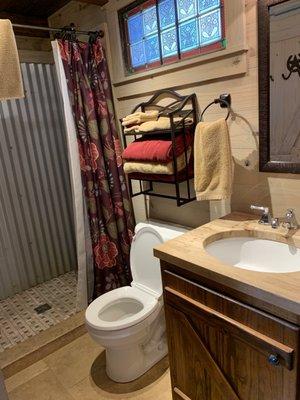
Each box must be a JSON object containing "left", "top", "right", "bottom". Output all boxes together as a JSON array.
[{"left": 130, "top": 221, "right": 188, "bottom": 297}]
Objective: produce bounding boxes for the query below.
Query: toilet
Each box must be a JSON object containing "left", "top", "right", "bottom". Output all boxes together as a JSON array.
[{"left": 85, "top": 221, "right": 186, "bottom": 383}]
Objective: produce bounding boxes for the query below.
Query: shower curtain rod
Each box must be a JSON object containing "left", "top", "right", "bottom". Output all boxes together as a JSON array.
[{"left": 12, "top": 23, "right": 104, "bottom": 38}]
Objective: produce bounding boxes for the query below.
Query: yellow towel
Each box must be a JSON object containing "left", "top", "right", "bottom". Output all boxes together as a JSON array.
[
  {"left": 123, "top": 110, "right": 159, "bottom": 121},
  {"left": 124, "top": 125, "right": 140, "bottom": 133},
  {"left": 122, "top": 111, "right": 159, "bottom": 126},
  {"left": 0, "top": 20, "right": 24, "bottom": 100},
  {"left": 194, "top": 119, "right": 233, "bottom": 200},
  {"left": 124, "top": 147, "right": 192, "bottom": 175},
  {"left": 129, "top": 116, "right": 194, "bottom": 133}
]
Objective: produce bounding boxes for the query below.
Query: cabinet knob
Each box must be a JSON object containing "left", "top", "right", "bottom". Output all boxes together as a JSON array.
[{"left": 268, "top": 354, "right": 279, "bottom": 366}]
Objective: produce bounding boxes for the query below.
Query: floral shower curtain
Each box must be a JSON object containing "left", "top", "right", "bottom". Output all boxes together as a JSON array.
[{"left": 57, "top": 38, "right": 135, "bottom": 298}]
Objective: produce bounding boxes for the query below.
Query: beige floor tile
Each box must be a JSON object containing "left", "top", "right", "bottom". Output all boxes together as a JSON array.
[
  {"left": 5, "top": 360, "right": 48, "bottom": 392},
  {"left": 7, "top": 369, "right": 74, "bottom": 400},
  {"left": 6, "top": 331, "right": 173, "bottom": 400},
  {"left": 44, "top": 333, "right": 101, "bottom": 389},
  {"left": 0, "top": 311, "right": 85, "bottom": 379},
  {"left": 68, "top": 355, "right": 172, "bottom": 400}
]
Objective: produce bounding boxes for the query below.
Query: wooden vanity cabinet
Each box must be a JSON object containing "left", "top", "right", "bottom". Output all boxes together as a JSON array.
[{"left": 161, "top": 268, "right": 300, "bottom": 400}]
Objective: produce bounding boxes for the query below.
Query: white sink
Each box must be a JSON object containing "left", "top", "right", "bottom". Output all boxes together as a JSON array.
[{"left": 205, "top": 236, "right": 300, "bottom": 273}]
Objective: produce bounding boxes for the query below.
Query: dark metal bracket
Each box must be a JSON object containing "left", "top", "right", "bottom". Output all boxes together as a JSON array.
[
  {"left": 219, "top": 93, "right": 231, "bottom": 108},
  {"left": 121, "top": 89, "right": 198, "bottom": 207},
  {"left": 201, "top": 93, "right": 232, "bottom": 121}
]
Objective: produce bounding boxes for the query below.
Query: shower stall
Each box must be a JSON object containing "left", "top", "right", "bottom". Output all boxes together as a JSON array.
[
  {"left": 0, "top": 62, "right": 76, "bottom": 299},
  {"left": 0, "top": 62, "right": 77, "bottom": 350}
]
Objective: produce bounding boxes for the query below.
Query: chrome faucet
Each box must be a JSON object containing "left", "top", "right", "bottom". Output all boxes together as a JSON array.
[
  {"left": 250, "top": 205, "right": 272, "bottom": 225},
  {"left": 250, "top": 205, "right": 298, "bottom": 230},
  {"left": 282, "top": 209, "right": 298, "bottom": 230}
]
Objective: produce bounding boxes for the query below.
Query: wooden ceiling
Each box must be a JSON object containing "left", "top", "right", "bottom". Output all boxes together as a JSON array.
[{"left": 0, "top": 0, "right": 108, "bottom": 37}]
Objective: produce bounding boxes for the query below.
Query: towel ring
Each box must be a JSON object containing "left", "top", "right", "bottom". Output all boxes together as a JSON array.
[{"left": 201, "top": 98, "right": 231, "bottom": 121}]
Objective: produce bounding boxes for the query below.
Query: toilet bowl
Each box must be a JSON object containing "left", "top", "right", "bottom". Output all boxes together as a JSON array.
[{"left": 85, "top": 221, "right": 186, "bottom": 383}]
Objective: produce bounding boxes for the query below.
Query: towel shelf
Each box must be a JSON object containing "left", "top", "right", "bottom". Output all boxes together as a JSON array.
[{"left": 121, "top": 89, "right": 198, "bottom": 207}]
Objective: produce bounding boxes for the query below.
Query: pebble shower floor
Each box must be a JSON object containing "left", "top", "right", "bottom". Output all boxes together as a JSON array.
[{"left": 0, "top": 271, "right": 77, "bottom": 352}]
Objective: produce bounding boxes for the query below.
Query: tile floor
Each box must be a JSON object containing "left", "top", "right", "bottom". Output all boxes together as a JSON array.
[
  {"left": 4, "top": 333, "right": 172, "bottom": 400},
  {"left": 0, "top": 272, "right": 77, "bottom": 352}
]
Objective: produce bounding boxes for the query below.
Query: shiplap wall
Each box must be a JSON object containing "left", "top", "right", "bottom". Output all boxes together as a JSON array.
[
  {"left": 15, "top": 36, "right": 53, "bottom": 64},
  {"left": 0, "top": 63, "right": 76, "bottom": 299},
  {"left": 49, "top": 0, "right": 300, "bottom": 227}
]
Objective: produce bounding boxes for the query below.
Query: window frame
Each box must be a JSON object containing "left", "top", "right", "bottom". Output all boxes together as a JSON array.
[{"left": 118, "top": 0, "right": 226, "bottom": 74}]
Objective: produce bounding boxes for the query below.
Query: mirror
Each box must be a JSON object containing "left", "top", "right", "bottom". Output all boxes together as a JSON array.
[{"left": 258, "top": 0, "right": 300, "bottom": 173}]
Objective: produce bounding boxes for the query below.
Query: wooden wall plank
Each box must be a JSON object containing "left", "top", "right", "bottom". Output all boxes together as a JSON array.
[{"left": 49, "top": 0, "right": 300, "bottom": 227}]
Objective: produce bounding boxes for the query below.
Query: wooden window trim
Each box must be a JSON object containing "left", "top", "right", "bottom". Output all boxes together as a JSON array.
[{"left": 118, "top": 0, "right": 226, "bottom": 75}]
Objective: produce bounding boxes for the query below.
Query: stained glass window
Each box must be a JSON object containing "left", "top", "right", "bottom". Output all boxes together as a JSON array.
[{"left": 120, "top": 0, "right": 225, "bottom": 72}]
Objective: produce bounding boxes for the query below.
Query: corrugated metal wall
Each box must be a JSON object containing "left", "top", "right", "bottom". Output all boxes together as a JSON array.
[{"left": 0, "top": 63, "right": 76, "bottom": 300}]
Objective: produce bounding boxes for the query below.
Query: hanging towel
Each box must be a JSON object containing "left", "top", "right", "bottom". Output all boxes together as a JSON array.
[
  {"left": 122, "top": 131, "right": 193, "bottom": 163},
  {"left": 194, "top": 119, "right": 233, "bottom": 200},
  {"left": 124, "top": 147, "right": 192, "bottom": 175},
  {"left": 122, "top": 110, "right": 159, "bottom": 126},
  {"left": 0, "top": 20, "right": 24, "bottom": 100}
]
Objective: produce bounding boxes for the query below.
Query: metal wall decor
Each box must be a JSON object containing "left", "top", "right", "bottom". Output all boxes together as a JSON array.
[{"left": 282, "top": 54, "right": 300, "bottom": 80}]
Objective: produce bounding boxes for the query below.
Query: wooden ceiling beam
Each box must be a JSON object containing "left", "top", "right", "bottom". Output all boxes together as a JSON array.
[
  {"left": 78, "top": 0, "right": 108, "bottom": 6},
  {"left": 0, "top": 11, "right": 50, "bottom": 37}
]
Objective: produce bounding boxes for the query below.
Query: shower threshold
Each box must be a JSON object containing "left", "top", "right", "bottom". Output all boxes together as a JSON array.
[{"left": 0, "top": 271, "right": 77, "bottom": 352}]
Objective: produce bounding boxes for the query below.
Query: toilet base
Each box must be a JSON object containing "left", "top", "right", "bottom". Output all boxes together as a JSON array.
[
  {"left": 86, "top": 302, "right": 167, "bottom": 383},
  {"left": 106, "top": 338, "right": 168, "bottom": 383}
]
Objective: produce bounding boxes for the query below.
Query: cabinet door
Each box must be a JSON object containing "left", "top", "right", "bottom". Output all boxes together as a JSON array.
[{"left": 165, "top": 288, "right": 299, "bottom": 400}]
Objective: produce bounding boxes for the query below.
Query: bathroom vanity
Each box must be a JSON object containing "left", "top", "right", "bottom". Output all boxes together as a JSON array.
[{"left": 154, "top": 212, "right": 300, "bottom": 400}]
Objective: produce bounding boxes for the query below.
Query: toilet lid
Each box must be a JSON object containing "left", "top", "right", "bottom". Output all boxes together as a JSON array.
[{"left": 130, "top": 227, "right": 163, "bottom": 297}]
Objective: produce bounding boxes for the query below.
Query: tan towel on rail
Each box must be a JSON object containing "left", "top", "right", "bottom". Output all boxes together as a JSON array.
[
  {"left": 194, "top": 119, "right": 233, "bottom": 200},
  {"left": 0, "top": 20, "right": 24, "bottom": 100}
]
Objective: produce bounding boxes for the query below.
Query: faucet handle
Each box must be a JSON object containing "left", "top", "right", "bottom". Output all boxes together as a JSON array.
[
  {"left": 250, "top": 205, "right": 271, "bottom": 225},
  {"left": 285, "top": 208, "right": 294, "bottom": 216},
  {"left": 250, "top": 205, "right": 269, "bottom": 214},
  {"left": 271, "top": 217, "right": 279, "bottom": 229},
  {"left": 283, "top": 209, "right": 297, "bottom": 230}
]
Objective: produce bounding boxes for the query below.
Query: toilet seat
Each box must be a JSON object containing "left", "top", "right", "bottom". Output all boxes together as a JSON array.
[
  {"left": 85, "top": 285, "right": 159, "bottom": 331},
  {"left": 130, "top": 226, "right": 164, "bottom": 298}
]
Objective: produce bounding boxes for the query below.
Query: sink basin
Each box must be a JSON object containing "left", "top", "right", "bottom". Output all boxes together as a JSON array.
[{"left": 205, "top": 236, "right": 300, "bottom": 273}]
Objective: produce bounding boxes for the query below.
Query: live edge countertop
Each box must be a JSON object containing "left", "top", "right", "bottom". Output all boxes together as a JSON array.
[{"left": 154, "top": 212, "right": 300, "bottom": 325}]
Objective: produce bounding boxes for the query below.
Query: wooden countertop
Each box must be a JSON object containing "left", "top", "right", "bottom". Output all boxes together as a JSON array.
[{"left": 154, "top": 212, "right": 300, "bottom": 325}]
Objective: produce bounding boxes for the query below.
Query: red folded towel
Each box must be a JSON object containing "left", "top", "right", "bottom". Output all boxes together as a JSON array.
[{"left": 122, "top": 131, "right": 193, "bottom": 163}]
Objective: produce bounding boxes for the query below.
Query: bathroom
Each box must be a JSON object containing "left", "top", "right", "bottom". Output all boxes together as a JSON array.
[{"left": 0, "top": 0, "right": 299, "bottom": 399}]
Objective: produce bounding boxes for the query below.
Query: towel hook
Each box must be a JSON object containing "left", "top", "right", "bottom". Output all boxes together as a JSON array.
[{"left": 201, "top": 94, "right": 232, "bottom": 121}]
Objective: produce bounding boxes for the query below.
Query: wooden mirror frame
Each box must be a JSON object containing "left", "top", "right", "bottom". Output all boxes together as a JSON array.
[{"left": 258, "top": 0, "right": 300, "bottom": 173}]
